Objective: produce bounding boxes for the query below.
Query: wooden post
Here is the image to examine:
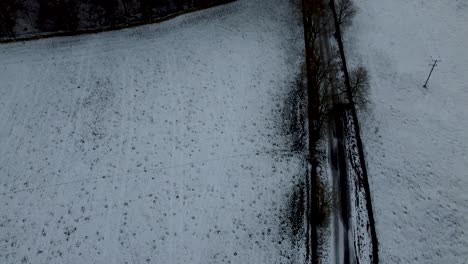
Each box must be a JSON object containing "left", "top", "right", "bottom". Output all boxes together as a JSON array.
[{"left": 423, "top": 59, "right": 439, "bottom": 88}]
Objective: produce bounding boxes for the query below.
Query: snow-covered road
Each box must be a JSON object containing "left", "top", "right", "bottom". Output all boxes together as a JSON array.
[{"left": 0, "top": 0, "right": 308, "bottom": 263}]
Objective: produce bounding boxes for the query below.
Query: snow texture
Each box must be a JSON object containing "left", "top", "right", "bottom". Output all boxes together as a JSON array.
[
  {"left": 344, "top": 110, "right": 371, "bottom": 264},
  {"left": 0, "top": 0, "right": 308, "bottom": 263},
  {"left": 344, "top": 0, "right": 468, "bottom": 263}
]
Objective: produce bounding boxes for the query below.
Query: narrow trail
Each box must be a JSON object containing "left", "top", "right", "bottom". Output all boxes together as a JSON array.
[
  {"left": 320, "top": 31, "right": 355, "bottom": 264},
  {"left": 328, "top": 107, "right": 355, "bottom": 264}
]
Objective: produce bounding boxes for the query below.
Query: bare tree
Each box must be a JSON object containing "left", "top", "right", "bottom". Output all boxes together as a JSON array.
[
  {"left": 0, "top": 0, "right": 17, "bottom": 37},
  {"left": 303, "top": 0, "right": 333, "bottom": 55},
  {"left": 335, "top": 0, "right": 356, "bottom": 28},
  {"left": 312, "top": 52, "right": 339, "bottom": 138},
  {"left": 338, "top": 66, "right": 370, "bottom": 110},
  {"left": 303, "top": 0, "right": 338, "bottom": 147},
  {"left": 317, "top": 180, "right": 334, "bottom": 226},
  {"left": 38, "top": 0, "right": 79, "bottom": 31},
  {"left": 64, "top": 0, "right": 79, "bottom": 31},
  {"left": 302, "top": 1, "right": 337, "bottom": 262},
  {"left": 95, "top": 0, "right": 119, "bottom": 26},
  {"left": 349, "top": 66, "right": 370, "bottom": 110},
  {"left": 139, "top": 0, "right": 154, "bottom": 21}
]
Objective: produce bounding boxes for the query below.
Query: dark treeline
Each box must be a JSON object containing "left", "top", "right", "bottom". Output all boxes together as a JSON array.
[{"left": 0, "top": 0, "right": 221, "bottom": 39}]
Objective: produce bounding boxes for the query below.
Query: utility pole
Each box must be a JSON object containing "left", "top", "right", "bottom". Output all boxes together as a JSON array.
[{"left": 423, "top": 59, "right": 439, "bottom": 88}]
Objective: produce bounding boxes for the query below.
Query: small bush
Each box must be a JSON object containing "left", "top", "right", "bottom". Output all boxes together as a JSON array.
[{"left": 315, "top": 179, "right": 333, "bottom": 226}]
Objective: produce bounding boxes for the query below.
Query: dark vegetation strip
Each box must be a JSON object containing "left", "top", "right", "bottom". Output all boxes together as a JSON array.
[
  {"left": 328, "top": 0, "right": 379, "bottom": 262},
  {"left": 301, "top": 0, "right": 317, "bottom": 262},
  {"left": 0, "top": 0, "right": 236, "bottom": 44},
  {"left": 301, "top": 0, "right": 331, "bottom": 262}
]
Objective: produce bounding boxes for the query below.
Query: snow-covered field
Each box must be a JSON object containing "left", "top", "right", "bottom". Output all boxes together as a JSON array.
[
  {"left": 0, "top": 0, "right": 308, "bottom": 263},
  {"left": 345, "top": 0, "right": 468, "bottom": 263}
]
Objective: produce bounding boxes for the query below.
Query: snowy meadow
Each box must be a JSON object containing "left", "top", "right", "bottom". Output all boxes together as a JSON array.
[{"left": 0, "top": 0, "right": 308, "bottom": 263}]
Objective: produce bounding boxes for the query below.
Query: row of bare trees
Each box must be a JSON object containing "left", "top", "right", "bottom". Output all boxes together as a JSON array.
[
  {"left": 303, "top": 0, "right": 367, "bottom": 148},
  {"left": 0, "top": 0, "right": 17, "bottom": 37},
  {"left": 334, "top": 0, "right": 370, "bottom": 111},
  {"left": 36, "top": 0, "right": 195, "bottom": 31},
  {"left": 302, "top": 0, "right": 368, "bottom": 262},
  {"left": 329, "top": 0, "right": 379, "bottom": 261},
  {"left": 0, "top": 0, "right": 216, "bottom": 38},
  {"left": 37, "top": 0, "right": 79, "bottom": 31},
  {"left": 301, "top": 0, "right": 335, "bottom": 262}
]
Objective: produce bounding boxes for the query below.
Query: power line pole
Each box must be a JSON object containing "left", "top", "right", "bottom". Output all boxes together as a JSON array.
[{"left": 423, "top": 59, "right": 439, "bottom": 88}]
